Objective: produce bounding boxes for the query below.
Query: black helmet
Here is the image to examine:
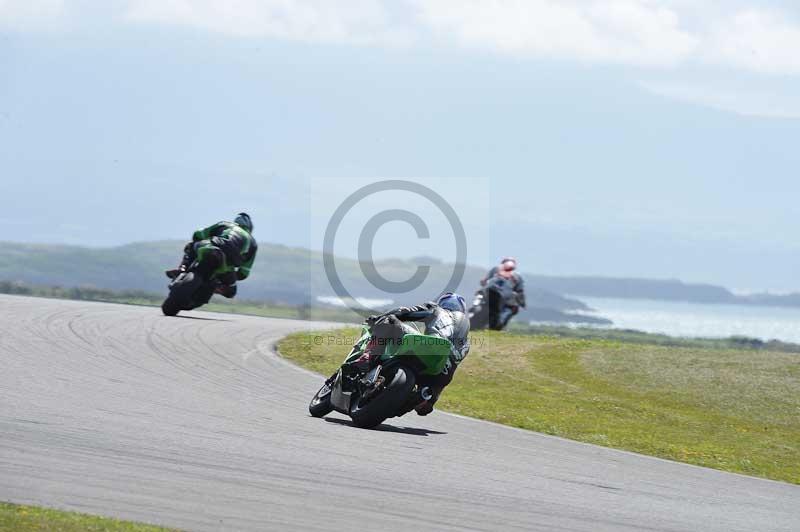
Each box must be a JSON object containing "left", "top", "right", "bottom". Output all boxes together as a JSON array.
[{"left": 234, "top": 212, "right": 253, "bottom": 232}]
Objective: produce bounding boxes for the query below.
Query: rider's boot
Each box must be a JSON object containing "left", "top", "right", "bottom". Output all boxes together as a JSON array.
[
  {"left": 497, "top": 305, "right": 519, "bottom": 329},
  {"left": 165, "top": 266, "right": 185, "bottom": 279},
  {"left": 165, "top": 261, "right": 189, "bottom": 279},
  {"left": 165, "top": 243, "right": 195, "bottom": 279}
]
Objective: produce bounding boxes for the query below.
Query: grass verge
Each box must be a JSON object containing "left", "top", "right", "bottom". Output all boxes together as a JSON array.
[
  {"left": 279, "top": 328, "right": 800, "bottom": 484},
  {"left": 0, "top": 502, "right": 177, "bottom": 532}
]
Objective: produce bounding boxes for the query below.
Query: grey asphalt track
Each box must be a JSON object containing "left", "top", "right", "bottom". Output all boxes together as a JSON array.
[{"left": 0, "top": 295, "right": 798, "bottom": 531}]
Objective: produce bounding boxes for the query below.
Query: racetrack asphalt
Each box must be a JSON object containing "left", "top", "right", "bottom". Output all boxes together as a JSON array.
[{"left": 0, "top": 295, "right": 798, "bottom": 531}]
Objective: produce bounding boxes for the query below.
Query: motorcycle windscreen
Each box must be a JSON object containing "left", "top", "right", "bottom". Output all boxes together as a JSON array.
[{"left": 343, "top": 326, "right": 372, "bottom": 365}]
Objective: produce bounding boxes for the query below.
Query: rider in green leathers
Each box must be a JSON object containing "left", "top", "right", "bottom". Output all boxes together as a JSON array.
[
  {"left": 366, "top": 293, "right": 470, "bottom": 416},
  {"left": 166, "top": 212, "right": 257, "bottom": 303}
]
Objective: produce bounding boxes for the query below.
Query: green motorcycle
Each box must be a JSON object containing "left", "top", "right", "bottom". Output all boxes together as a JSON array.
[{"left": 308, "top": 323, "right": 453, "bottom": 429}]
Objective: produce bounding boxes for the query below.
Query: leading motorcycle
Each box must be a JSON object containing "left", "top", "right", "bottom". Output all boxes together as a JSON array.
[{"left": 161, "top": 255, "right": 223, "bottom": 316}]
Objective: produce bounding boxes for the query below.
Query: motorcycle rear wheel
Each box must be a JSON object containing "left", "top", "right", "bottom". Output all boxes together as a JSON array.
[
  {"left": 162, "top": 272, "right": 203, "bottom": 316},
  {"left": 350, "top": 366, "right": 415, "bottom": 429},
  {"left": 161, "top": 297, "right": 181, "bottom": 316}
]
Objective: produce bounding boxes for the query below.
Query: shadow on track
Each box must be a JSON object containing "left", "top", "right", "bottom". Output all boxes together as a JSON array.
[
  {"left": 170, "top": 315, "right": 231, "bottom": 322},
  {"left": 323, "top": 416, "right": 447, "bottom": 436}
]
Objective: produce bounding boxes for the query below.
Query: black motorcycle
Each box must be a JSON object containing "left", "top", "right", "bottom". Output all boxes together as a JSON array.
[
  {"left": 161, "top": 261, "right": 220, "bottom": 316},
  {"left": 468, "top": 276, "right": 518, "bottom": 331}
]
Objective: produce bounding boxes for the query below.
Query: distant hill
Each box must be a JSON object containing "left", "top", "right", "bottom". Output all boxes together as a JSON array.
[
  {"left": 0, "top": 241, "right": 588, "bottom": 316},
  {"left": 1, "top": 241, "right": 795, "bottom": 320},
  {"left": 528, "top": 275, "right": 800, "bottom": 308}
]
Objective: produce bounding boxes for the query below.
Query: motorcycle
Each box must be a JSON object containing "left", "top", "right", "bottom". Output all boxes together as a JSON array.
[
  {"left": 468, "top": 276, "right": 518, "bottom": 331},
  {"left": 308, "top": 323, "right": 452, "bottom": 429},
  {"left": 161, "top": 259, "right": 221, "bottom": 317}
]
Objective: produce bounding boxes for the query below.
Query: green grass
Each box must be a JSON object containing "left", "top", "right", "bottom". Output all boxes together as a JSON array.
[
  {"left": 280, "top": 328, "right": 800, "bottom": 484},
  {"left": 0, "top": 502, "right": 177, "bottom": 531},
  {"left": 507, "top": 322, "right": 800, "bottom": 352}
]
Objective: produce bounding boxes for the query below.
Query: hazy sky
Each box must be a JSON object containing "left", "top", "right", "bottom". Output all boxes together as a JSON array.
[{"left": 1, "top": 1, "right": 799, "bottom": 292}]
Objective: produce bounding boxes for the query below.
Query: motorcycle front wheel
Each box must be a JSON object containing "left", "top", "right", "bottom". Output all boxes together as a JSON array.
[{"left": 309, "top": 381, "right": 334, "bottom": 418}]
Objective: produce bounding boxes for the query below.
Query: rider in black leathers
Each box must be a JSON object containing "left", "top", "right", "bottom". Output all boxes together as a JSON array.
[{"left": 481, "top": 256, "right": 526, "bottom": 329}]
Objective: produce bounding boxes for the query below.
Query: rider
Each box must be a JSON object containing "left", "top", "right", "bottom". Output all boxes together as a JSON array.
[
  {"left": 481, "top": 256, "right": 526, "bottom": 328},
  {"left": 366, "top": 292, "right": 470, "bottom": 416},
  {"left": 166, "top": 212, "right": 258, "bottom": 302}
]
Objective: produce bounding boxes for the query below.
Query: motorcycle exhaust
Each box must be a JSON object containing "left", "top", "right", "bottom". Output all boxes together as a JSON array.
[{"left": 420, "top": 386, "right": 433, "bottom": 401}]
